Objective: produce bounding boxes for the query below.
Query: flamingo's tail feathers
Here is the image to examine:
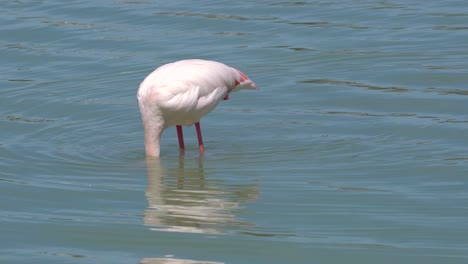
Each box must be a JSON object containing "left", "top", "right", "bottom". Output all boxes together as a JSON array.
[{"left": 233, "top": 69, "right": 256, "bottom": 90}]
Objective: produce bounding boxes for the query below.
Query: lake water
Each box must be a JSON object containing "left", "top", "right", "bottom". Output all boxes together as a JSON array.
[{"left": 1, "top": 1, "right": 468, "bottom": 263}]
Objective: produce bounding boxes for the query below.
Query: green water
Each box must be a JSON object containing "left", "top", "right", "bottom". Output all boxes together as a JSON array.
[{"left": 1, "top": 1, "right": 468, "bottom": 263}]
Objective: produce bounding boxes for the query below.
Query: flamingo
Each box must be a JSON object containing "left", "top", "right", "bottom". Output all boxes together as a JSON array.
[{"left": 137, "top": 59, "right": 256, "bottom": 157}]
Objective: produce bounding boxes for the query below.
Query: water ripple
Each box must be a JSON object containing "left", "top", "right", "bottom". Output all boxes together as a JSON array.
[
  {"left": 300, "top": 79, "right": 409, "bottom": 92},
  {"left": 153, "top": 11, "right": 275, "bottom": 21}
]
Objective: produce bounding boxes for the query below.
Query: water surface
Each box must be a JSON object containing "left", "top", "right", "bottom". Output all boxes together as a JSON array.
[{"left": 1, "top": 1, "right": 468, "bottom": 263}]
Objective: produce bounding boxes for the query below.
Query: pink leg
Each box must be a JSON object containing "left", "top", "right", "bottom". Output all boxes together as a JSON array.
[
  {"left": 176, "top": 125, "right": 185, "bottom": 153},
  {"left": 195, "top": 122, "right": 205, "bottom": 154}
]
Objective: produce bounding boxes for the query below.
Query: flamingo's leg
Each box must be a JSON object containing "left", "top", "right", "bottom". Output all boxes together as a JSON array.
[
  {"left": 195, "top": 122, "right": 205, "bottom": 154},
  {"left": 176, "top": 125, "right": 185, "bottom": 154}
]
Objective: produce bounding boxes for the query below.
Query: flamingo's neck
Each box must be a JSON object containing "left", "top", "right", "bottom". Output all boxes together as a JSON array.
[
  {"left": 143, "top": 126, "right": 162, "bottom": 157},
  {"left": 139, "top": 104, "right": 164, "bottom": 157}
]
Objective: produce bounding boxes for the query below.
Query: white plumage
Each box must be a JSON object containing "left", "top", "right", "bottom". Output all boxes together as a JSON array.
[{"left": 137, "top": 59, "right": 256, "bottom": 157}]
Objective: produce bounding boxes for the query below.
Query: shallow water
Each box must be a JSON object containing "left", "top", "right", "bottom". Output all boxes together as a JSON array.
[{"left": 1, "top": 1, "right": 468, "bottom": 263}]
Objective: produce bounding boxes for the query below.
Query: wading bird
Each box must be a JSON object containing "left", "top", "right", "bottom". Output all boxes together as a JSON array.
[{"left": 137, "top": 59, "right": 256, "bottom": 157}]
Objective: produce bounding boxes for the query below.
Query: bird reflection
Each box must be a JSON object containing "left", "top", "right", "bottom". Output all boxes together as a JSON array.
[
  {"left": 140, "top": 257, "right": 223, "bottom": 264},
  {"left": 144, "top": 156, "right": 258, "bottom": 234}
]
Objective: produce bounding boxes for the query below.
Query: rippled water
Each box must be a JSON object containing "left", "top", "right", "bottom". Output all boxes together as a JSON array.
[{"left": 1, "top": 1, "right": 468, "bottom": 263}]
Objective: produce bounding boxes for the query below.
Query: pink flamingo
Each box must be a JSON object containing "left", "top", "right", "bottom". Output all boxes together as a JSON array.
[{"left": 137, "top": 59, "right": 256, "bottom": 157}]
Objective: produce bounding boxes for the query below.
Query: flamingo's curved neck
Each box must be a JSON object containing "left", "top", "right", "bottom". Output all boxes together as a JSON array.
[
  {"left": 139, "top": 103, "right": 164, "bottom": 157},
  {"left": 143, "top": 126, "right": 162, "bottom": 157}
]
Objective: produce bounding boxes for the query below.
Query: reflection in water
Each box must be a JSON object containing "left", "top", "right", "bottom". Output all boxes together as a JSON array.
[
  {"left": 144, "top": 157, "right": 258, "bottom": 234},
  {"left": 140, "top": 257, "right": 223, "bottom": 264}
]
